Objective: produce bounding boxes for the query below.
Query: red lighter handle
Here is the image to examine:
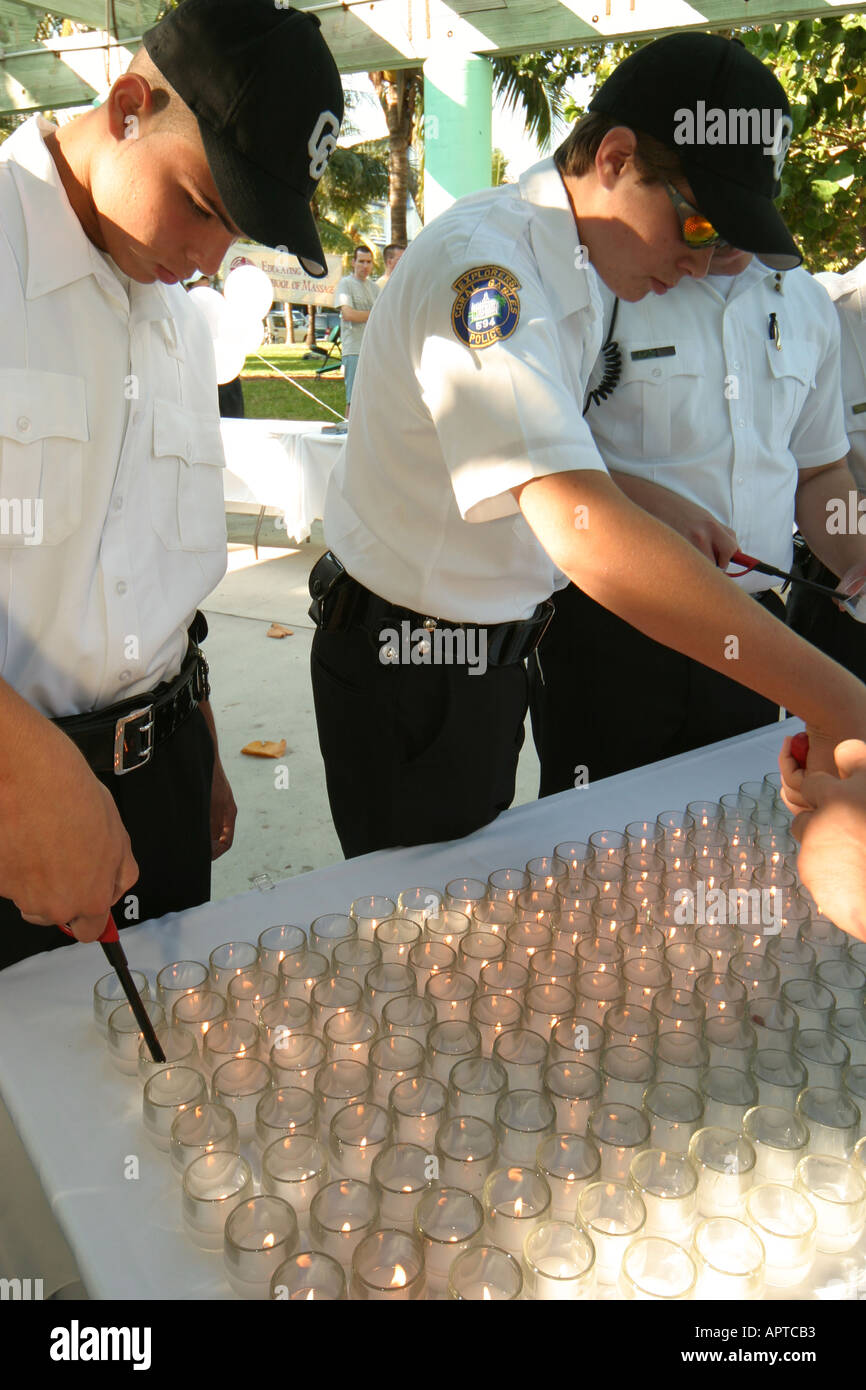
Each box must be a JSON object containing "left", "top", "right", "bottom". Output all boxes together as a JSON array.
[
  {"left": 790, "top": 732, "right": 809, "bottom": 770},
  {"left": 58, "top": 911, "right": 119, "bottom": 943},
  {"left": 727, "top": 549, "right": 760, "bottom": 578}
]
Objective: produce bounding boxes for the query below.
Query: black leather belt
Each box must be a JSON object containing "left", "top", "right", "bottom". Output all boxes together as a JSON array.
[
  {"left": 309, "top": 551, "right": 554, "bottom": 667},
  {"left": 52, "top": 643, "right": 210, "bottom": 776}
]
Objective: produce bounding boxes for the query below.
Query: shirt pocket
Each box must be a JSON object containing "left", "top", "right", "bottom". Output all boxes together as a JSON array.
[
  {"left": 151, "top": 398, "right": 226, "bottom": 552},
  {"left": 0, "top": 369, "right": 87, "bottom": 547},
  {"left": 602, "top": 340, "right": 707, "bottom": 460},
  {"left": 765, "top": 340, "right": 819, "bottom": 443}
]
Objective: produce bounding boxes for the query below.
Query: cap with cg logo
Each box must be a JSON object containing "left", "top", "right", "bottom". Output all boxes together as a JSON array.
[
  {"left": 143, "top": 0, "right": 343, "bottom": 276},
  {"left": 589, "top": 34, "right": 800, "bottom": 270}
]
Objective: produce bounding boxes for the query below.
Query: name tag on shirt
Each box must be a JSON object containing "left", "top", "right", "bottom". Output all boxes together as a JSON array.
[
  {"left": 630, "top": 346, "right": 677, "bottom": 361},
  {"left": 852, "top": 402, "right": 866, "bottom": 415}
]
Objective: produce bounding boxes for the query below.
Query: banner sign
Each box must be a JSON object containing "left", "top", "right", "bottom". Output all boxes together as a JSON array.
[{"left": 220, "top": 242, "right": 344, "bottom": 306}]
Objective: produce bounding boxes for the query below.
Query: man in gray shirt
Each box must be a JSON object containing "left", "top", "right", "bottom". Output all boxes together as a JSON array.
[{"left": 335, "top": 244, "right": 377, "bottom": 413}]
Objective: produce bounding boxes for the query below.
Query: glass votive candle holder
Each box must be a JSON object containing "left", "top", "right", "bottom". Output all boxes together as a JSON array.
[
  {"left": 375, "top": 916, "right": 422, "bottom": 966},
  {"left": 449, "top": 1056, "right": 509, "bottom": 1125},
  {"left": 371, "top": 1142, "right": 433, "bottom": 1228},
  {"left": 427, "top": 1019, "right": 482, "bottom": 1088},
  {"left": 515, "top": 889, "right": 560, "bottom": 934},
  {"left": 471, "top": 992, "right": 523, "bottom": 1057},
  {"left": 628, "top": 1148, "right": 698, "bottom": 1243},
  {"left": 657, "top": 809, "right": 695, "bottom": 847},
  {"left": 654, "top": 1032, "right": 709, "bottom": 1089},
  {"left": 107, "top": 998, "right": 166, "bottom": 1074},
  {"left": 224, "top": 1194, "right": 298, "bottom": 1300},
  {"left": 692, "top": 1216, "right": 765, "bottom": 1299},
  {"left": 545, "top": 1061, "right": 603, "bottom": 1133},
  {"left": 350, "top": 1228, "right": 426, "bottom": 1301},
  {"left": 435, "top": 1114, "right": 499, "bottom": 1194},
  {"left": 209, "top": 940, "right": 259, "bottom": 991},
  {"left": 447, "top": 1244, "right": 523, "bottom": 1300},
  {"left": 495, "top": 1089, "right": 556, "bottom": 1164},
  {"left": 170, "top": 1101, "right": 239, "bottom": 1175},
  {"left": 742, "top": 1105, "right": 810, "bottom": 1183},
  {"left": 227, "top": 968, "right": 278, "bottom": 1024},
  {"left": 415, "top": 1185, "right": 485, "bottom": 1288},
  {"left": 592, "top": 897, "right": 637, "bottom": 942},
  {"left": 137, "top": 1024, "right": 199, "bottom": 1084},
  {"left": 269, "top": 1031, "right": 327, "bottom": 1093},
  {"left": 389, "top": 1074, "right": 448, "bottom": 1147},
  {"left": 381, "top": 992, "right": 436, "bottom": 1047},
  {"left": 323, "top": 1008, "right": 378, "bottom": 1065},
  {"left": 172, "top": 988, "right": 228, "bottom": 1053},
  {"left": 262, "top": 1134, "right": 329, "bottom": 1220},
  {"left": 686, "top": 800, "right": 722, "bottom": 832},
  {"left": 256, "top": 1086, "right": 319, "bottom": 1148},
  {"left": 793, "top": 1153, "right": 866, "bottom": 1253},
  {"left": 530, "top": 948, "right": 578, "bottom": 989},
  {"left": 746, "top": 997, "right": 798, "bottom": 1052},
  {"left": 426, "top": 969, "right": 476, "bottom": 1024},
  {"left": 470, "top": 901, "right": 514, "bottom": 937},
  {"left": 695, "top": 923, "right": 744, "bottom": 975},
  {"left": 830, "top": 1006, "right": 866, "bottom": 1066},
  {"left": 554, "top": 840, "right": 594, "bottom": 878},
  {"left": 478, "top": 957, "right": 529, "bottom": 1002},
  {"left": 599, "top": 1036, "right": 657, "bottom": 1110},
  {"left": 781, "top": 977, "right": 835, "bottom": 1031},
  {"left": 259, "top": 996, "right": 314, "bottom": 1058},
  {"left": 493, "top": 1027, "right": 549, "bottom": 1091},
  {"left": 652, "top": 987, "right": 703, "bottom": 1037},
  {"left": 622, "top": 879, "right": 665, "bottom": 926},
  {"left": 548, "top": 1016, "right": 605, "bottom": 1070},
  {"left": 182, "top": 1150, "right": 253, "bottom": 1250},
  {"left": 766, "top": 935, "right": 816, "bottom": 988},
  {"left": 278, "top": 949, "right": 329, "bottom": 1003},
  {"left": 482, "top": 1165, "right": 551, "bottom": 1256},
  {"left": 524, "top": 983, "right": 576, "bottom": 1039},
  {"left": 444, "top": 876, "right": 489, "bottom": 915},
  {"left": 815, "top": 958, "right": 866, "bottom": 1010},
  {"left": 142, "top": 1065, "right": 208, "bottom": 1150},
  {"left": 694, "top": 972, "right": 747, "bottom": 1022},
  {"left": 270, "top": 1250, "right": 346, "bottom": 1301},
  {"left": 800, "top": 915, "right": 849, "bottom": 962},
  {"left": 622, "top": 958, "right": 671, "bottom": 1011},
  {"left": 310, "top": 975, "right": 363, "bottom": 1033},
  {"left": 458, "top": 931, "right": 506, "bottom": 984},
  {"left": 555, "top": 907, "right": 596, "bottom": 953},
  {"left": 699, "top": 1067, "right": 758, "bottom": 1131},
  {"left": 588, "top": 1103, "right": 651, "bottom": 1181},
  {"left": 795, "top": 1086, "right": 861, "bottom": 1159},
  {"left": 577, "top": 934, "right": 623, "bottom": 973},
  {"left": 577, "top": 1180, "right": 646, "bottom": 1285},
  {"left": 643, "top": 1082, "right": 704, "bottom": 1155},
  {"left": 619, "top": 1236, "right": 696, "bottom": 1300},
  {"left": 845, "top": 1062, "right": 866, "bottom": 1114},
  {"left": 333, "top": 938, "right": 382, "bottom": 989},
  {"left": 201, "top": 1017, "right": 260, "bottom": 1078},
  {"left": 751, "top": 1049, "right": 808, "bottom": 1110},
  {"left": 743, "top": 1182, "right": 816, "bottom": 1288},
  {"left": 575, "top": 970, "right": 624, "bottom": 1026},
  {"left": 313, "top": 1059, "right": 371, "bottom": 1133},
  {"left": 703, "top": 1015, "right": 757, "bottom": 1071},
  {"left": 689, "top": 1127, "right": 756, "bottom": 1219},
  {"left": 408, "top": 939, "right": 456, "bottom": 996},
  {"left": 854, "top": 1134, "right": 866, "bottom": 1175},
  {"left": 506, "top": 920, "right": 554, "bottom": 970},
  {"left": 604, "top": 1003, "right": 657, "bottom": 1054},
  {"left": 625, "top": 820, "right": 665, "bottom": 854},
  {"left": 212, "top": 1057, "right": 274, "bottom": 1142},
  {"left": 155, "top": 960, "right": 208, "bottom": 1017},
  {"left": 664, "top": 943, "right": 712, "bottom": 994},
  {"left": 487, "top": 866, "right": 531, "bottom": 905},
  {"left": 310, "top": 1178, "right": 379, "bottom": 1268},
  {"left": 526, "top": 854, "right": 569, "bottom": 892},
  {"left": 729, "top": 951, "right": 780, "bottom": 1003},
  {"left": 310, "top": 913, "right": 357, "bottom": 961},
  {"left": 368, "top": 1035, "right": 425, "bottom": 1106},
  {"left": 794, "top": 1030, "right": 850, "bottom": 1090},
  {"left": 350, "top": 895, "right": 396, "bottom": 943},
  {"left": 329, "top": 1100, "right": 392, "bottom": 1181},
  {"left": 364, "top": 962, "right": 416, "bottom": 1024},
  {"left": 398, "top": 886, "right": 444, "bottom": 925},
  {"left": 522, "top": 1221, "right": 596, "bottom": 1300},
  {"left": 536, "top": 1133, "right": 601, "bottom": 1220},
  {"left": 256, "top": 924, "right": 306, "bottom": 977},
  {"left": 93, "top": 968, "right": 151, "bottom": 1036}
]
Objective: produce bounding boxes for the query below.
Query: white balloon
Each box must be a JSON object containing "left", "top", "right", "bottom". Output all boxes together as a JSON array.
[
  {"left": 213, "top": 335, "right": 247, "bottom": 385},
  {"left": 188, "top": 285, "right": 228, "bottom": 338},
  {"left": 224, "top": 264, "right": 274, "bottom": 322},
  {"left": 225, "top": 302, "right": 265, "bottom": 355}
]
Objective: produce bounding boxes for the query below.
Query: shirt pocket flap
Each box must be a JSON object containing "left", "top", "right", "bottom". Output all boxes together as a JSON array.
[
  {"left": 0, "top": 369, "right": 88, "bottom": 443},
  {"left": 153, "top": 398, "right": 225, "bottom": 468},
  {"left": 764, "top": 340, "right": 819, "bottom": 388},
  {"left": 619, "top": 342, "right": 705, "bottom": 386}
]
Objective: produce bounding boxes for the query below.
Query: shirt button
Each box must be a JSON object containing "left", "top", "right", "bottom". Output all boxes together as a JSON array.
[
  {"left": 738, "top": 419, "right": 746, "bottom": 427},
  {"left": 731, "top": 361, "right": 740, "bottom": 371},
  {"left": 113, "top": 496, "right": 123, "bottom": 512},
  {"left": 16, "top": 416, "right": 30, "bottom": 433},
  {"left": 116, "top": 580, "right": 128, "bottom": 595},
  {"left": 737, "top": 476, "right": 745, "bottom": 485},
  {"left": 118, "top": 670, "right": 131, "bottom": 683},
  {"left": 652, "top": 367, "right": 662, "bottom": 378}
]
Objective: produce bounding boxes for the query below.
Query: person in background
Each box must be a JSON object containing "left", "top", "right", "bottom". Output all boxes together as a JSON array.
[
  {"left": 377, "top": 242, "right": 406, "bottom": 290},
  {"left": 334, "top": 244, "right": 376, "bottom": 414}
]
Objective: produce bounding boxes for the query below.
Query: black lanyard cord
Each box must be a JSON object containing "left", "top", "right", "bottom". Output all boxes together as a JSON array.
[{"left": 583, "top": 297, "right": 622, "bottom": 414}]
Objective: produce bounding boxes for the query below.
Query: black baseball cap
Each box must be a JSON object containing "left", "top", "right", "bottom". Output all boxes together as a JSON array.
[
  {"left": 589, "top": 34, "right": 801, "bottom": 270},
  {"left": 143, "top": 0, "right": 343, "bottom": 276}
]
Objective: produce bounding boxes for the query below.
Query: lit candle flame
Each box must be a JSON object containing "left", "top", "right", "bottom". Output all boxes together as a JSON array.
[
  {"left": 341, "top": 1222, "right": 351, "bottom": 1232},
  {"left": 513, "top": 1197, "right": 524, "bottom": 1217},
  {"left": 390, "top": 1264, "right": 407, "bottom": 1287},
  {"left": 263, "top": 1232, "right": 275, "bottom": 1248},
  {"left": 482, "top": 1285, "right": 492, "bottom": 1300}
]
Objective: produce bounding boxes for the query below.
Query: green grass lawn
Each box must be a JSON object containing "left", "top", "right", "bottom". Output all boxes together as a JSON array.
[{"left": 240, "top": 342, "right": 346, "bottom": 421}]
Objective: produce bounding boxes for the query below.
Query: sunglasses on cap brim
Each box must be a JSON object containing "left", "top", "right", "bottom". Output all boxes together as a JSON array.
[{"left": 662, "top": 180, "right": 730, "bottom": 251}]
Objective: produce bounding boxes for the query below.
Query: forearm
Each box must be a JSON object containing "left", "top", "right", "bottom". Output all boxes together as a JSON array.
[
  {"left": 341, "top": 307, "right": 369, "bottom": 324},
  {"left": 198, "top": 698, "right": 220, "bottom": 756},
  {"left": 796, "top": 461, "right": 866, "bottom": 576},
  {"left": 516, "top": 469, "right": 866, "bottom": 739}
]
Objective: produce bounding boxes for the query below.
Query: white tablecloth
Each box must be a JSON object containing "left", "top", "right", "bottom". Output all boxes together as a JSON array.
[
  {"left": 2, "top": 716, "right": 857, "bottom": 1301},
  {"left": 220, "top": 418, "right": 344, "bottom": 543}
]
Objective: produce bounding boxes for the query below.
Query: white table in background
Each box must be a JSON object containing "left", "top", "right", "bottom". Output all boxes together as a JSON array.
[{"left": 220, "top": 417, "right": 344, "bottom": 545}]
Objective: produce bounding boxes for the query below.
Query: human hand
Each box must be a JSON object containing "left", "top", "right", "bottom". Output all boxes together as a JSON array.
[
  {"left": 785, "top": 738, "right": 866, "bottom": 941},
  {"left": 210, "top": 758, "right": 237, "bottom": 860}
]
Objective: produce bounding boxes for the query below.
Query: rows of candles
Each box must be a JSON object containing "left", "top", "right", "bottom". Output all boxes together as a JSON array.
[{"left": 92, "top": 771, "right": 866, "bottom": 1299}]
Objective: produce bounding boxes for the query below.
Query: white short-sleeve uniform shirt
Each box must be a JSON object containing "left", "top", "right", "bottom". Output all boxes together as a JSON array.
[
  {"left": 586, "top": 260, "right": 848, "bottom": 592},
  {"left": 814, "top": 259, "right": 866, "bottom": 491},
  {"left": 323, "top": 159, "right": 613, "bottom": 624},
  {"left": 0, "top": 117, "right": 227, "bottom": 718}
]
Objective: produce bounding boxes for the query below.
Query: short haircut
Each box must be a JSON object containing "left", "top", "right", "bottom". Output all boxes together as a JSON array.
[
  {"left": 383, "top": 243, "right": 406, "bottom": 266},
  {"left": 353, "top": 244, "right": 373, "bottom": 262},
  {"left": 127, "top": 47, "right": 200, "bottom": 140},
  {"left": 555, "top": 111, "right": 684, "bottom": 185}
]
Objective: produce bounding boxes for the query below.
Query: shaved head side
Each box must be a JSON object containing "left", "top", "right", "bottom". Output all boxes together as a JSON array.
[{"left": 127, "top": 46, "right": 200, "bottom": 140}]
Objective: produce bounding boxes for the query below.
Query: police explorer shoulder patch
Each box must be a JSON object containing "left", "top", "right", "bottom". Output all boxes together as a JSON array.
[{"left": 451, "top": 266, "right": 521, "bottom": 349}]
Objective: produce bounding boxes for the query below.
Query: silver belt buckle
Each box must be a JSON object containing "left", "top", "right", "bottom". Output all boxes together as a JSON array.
[{"left": 114, "top": 705, "right": 155, "bottom": 776}]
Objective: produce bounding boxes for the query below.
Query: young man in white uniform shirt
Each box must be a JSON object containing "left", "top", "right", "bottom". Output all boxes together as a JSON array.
[
  {"left": 310, "top": 34, "right": 866, "bottom": 858},
  {"left": 531, "top": 250, "right": 864, "bottom": 792},
  {"left": 0, "top": 0, "right": 343, "bottom": 967}
]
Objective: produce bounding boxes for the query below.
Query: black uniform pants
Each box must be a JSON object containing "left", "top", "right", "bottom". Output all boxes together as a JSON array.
[
  {"left": 785, "top": 544, "right": 866, "bottom": 686},
  {"left": 529, "top": 583, "right": 785, "bottom": 798},
  {"left": 0, "top": 707, "right": 214, "bottom": 972},
  {"left": 311, "top": 625, "right": 529, "bottom": 858}
]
